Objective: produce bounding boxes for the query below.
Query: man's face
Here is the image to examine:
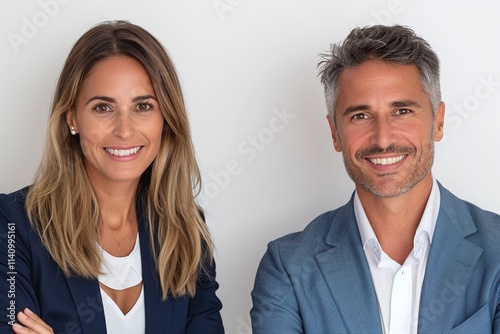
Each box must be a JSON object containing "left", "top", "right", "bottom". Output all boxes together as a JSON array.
[{"left": 328, "top": 60, "right": 445, "bottom": 198}]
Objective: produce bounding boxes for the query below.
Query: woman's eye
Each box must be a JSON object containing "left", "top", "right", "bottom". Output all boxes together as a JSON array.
[
  {"left": 137, "top": 103, "right": 152, "bottom": 111},
  {"left": 93, "top": 103, "right": 112, "bottom": 113}
]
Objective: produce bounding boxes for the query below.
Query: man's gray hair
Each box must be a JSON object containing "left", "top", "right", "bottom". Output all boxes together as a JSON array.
[{"left": 318, "top": 25, "right": 441, "bottom": 120}]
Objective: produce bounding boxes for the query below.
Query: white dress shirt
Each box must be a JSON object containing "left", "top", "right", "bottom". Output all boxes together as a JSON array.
[{"left": 354, "top": 178, "right": 440, "bottom": 334}]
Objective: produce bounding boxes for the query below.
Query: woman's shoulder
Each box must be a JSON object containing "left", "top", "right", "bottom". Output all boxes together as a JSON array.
[
  {"left": 0, "top": 186, "right": 30, "bottom": 209},
  {"left": 0, "top": 186, "right": 31, "bottom": 230}
]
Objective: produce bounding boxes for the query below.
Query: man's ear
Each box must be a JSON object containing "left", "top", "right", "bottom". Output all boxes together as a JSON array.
[
  {"left": 327, "top": 114, "right": 342, "bottom": 152},
  {"left": 433, "top": 102, "right": 445, "bottom": 142}
]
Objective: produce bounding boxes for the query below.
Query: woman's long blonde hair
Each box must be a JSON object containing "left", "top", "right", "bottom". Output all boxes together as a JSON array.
[{"left": 26, "top": 21, "right": 212, "bottom": 299}]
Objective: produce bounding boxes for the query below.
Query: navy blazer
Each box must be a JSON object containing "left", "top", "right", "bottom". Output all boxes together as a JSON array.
[
  {"left": 0, "top": 188, "right": 224, "bottom": 333},
  {"left": 251, "top": 182, "right": 500, "bottom": 333}
]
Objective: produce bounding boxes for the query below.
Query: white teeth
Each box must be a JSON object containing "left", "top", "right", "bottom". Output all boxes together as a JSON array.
[
  {"left": 369, "top": 155, "right": 406, "bottom": 165},
  {"left": 105, "top": 147, "right": 140, "bottom": 157}
]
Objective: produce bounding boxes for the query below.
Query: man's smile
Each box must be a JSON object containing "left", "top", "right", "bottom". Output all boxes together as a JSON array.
[{"left": 368, "top": 154, "right": 407, "bottom": 166}]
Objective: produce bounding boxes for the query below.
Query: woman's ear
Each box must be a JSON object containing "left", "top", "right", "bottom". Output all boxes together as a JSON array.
[{"left": 66, "top": 110, "right": 77, "bottom": 135}]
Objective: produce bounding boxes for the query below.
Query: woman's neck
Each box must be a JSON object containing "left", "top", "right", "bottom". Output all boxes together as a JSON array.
[
  {"left": 92, "top": 179, "right": 139, "bottom": 256},
  {"left": 91, "top": 176, "right": 139, "bottom": 226}
]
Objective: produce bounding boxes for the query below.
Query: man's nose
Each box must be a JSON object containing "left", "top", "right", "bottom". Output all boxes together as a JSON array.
[{"left": 370, "top": 117, "right": 396, "bottom": 149}]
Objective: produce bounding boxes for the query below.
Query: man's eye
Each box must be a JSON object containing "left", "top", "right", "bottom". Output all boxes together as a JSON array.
[
  {"left": 351, "top": 113, "right": 368, "bottom": 120},
  {"left": 395, "top": 108, "right": 411, "bottom": 115}
]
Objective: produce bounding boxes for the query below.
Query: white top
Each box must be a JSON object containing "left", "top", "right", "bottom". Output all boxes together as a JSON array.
[
  {"left": 354, "top": 178, "right": 441, "bottom": 334},
  {"left": 100, "top": 286, "right": 145, "bottom": 334},
  {"left": 98, "top": 233, "right": 145, "bottom": 334}
]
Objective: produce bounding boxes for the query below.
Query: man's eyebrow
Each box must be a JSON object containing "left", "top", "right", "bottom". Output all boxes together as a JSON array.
[
  {"left": 340, "top": 100, "right": 424, "bottom": 118},
  {"left": 391, "top": 100, "right": 423, "bottom": 109},
  {"left": 341, "top": 104, "right": 370, "bottom": 118}
]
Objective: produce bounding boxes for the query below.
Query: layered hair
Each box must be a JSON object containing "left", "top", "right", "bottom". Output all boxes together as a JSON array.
[
  {"left": 26, "top": 21, "right": 212, "bottom": 299},
  {"left": 318, "top": 25, "right": 441, "bottom": 121}
]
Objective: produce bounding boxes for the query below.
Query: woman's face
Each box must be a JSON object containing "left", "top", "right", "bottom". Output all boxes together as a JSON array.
[{"left": 67, "top": 55, "right": 164, "bottom": 189}]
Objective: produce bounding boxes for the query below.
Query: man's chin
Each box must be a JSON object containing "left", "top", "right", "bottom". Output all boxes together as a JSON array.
[{"left": 356, "top": 179, "right": 415, "bottom": 198}]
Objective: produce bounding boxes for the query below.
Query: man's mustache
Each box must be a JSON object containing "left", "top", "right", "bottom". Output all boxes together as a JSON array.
[{"left": 356, "top": 144, "right": 414, "bottom": 160}]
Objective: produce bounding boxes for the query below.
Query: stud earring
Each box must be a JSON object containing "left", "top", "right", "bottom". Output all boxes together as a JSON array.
[{"left": 70, "top": 127, "right": 76, "bottom": 135}]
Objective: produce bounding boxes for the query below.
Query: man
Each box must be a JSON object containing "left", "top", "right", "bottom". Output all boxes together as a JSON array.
[{"left": 251, "top": 25, "right": 500, "bottom": 333}]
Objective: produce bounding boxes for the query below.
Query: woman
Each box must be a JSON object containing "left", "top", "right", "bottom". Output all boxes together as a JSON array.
[{"left": 0, "top": 21, "right": 224, "bottom": 333}]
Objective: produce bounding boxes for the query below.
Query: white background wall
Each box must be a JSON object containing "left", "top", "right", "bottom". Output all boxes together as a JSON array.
[{"left": 1, "top": 0, "right": 499, "bottom": 333}]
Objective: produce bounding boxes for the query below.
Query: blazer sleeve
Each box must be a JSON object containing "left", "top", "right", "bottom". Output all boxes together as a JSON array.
[
  {"left": 495, "top": 306, "right": 500, "bottom": 334},
  {"left": 250, "top": 241, "right": 303, "bottom": 334},
  {"left": 0, "top": 191, "right": 40, "bottom": 333},
  {"left": 184, "top": 210, "right": 224, "bottom": 334},
  {"left": 185, "top": 257, "right": 224, "bottom": 334}
]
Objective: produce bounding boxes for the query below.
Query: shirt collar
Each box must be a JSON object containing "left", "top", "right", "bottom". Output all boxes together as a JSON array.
[
  {"left": 413, "top": 178, "right": 440, "bottom": 256},
  {"left": 354, "top": 178, "right": 441, "bottom": 264}
]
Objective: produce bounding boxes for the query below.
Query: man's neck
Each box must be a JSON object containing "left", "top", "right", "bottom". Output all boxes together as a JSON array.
[{"left": 356, "top": 175, "right": 434, "bottom": 264}]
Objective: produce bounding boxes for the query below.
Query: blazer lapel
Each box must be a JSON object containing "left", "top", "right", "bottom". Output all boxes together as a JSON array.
[
  {"left": 418, "top": 184, "right": 483, "bottom": 332},
  {"left": 65, "top": 276, "right": 106, "bottom": 333},
  {"left": 138, "top": 209, "right": 174, "bottom": 333},
  {"left": 316, "top": 199, "right": 383, "bottom": 334}
]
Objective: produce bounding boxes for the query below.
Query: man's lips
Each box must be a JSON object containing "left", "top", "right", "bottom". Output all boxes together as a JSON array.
[{"left": 367, "top": 154, "right": 407, "bottom": 166}]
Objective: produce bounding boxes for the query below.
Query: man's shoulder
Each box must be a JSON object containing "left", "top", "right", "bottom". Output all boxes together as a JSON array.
[
  {"left": 439, "top": 183, "right": 500, "bottom": 224},
  {"left": 266, "top": 200, "right": 353, "bottom": 259},
  {"left": 439, "top": 184, "right": 500, "bottom": 250},
  {"left": 460, "top": 198, "right": 500, "bottom": 223}
]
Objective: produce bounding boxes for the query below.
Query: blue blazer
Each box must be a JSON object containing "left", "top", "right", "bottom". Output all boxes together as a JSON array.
[
  {"left": 0, "top": 188, "right": 224, "bottom": 333},
  {"left": 251, "top": 183, "right": 500, "bottom": 333}
]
